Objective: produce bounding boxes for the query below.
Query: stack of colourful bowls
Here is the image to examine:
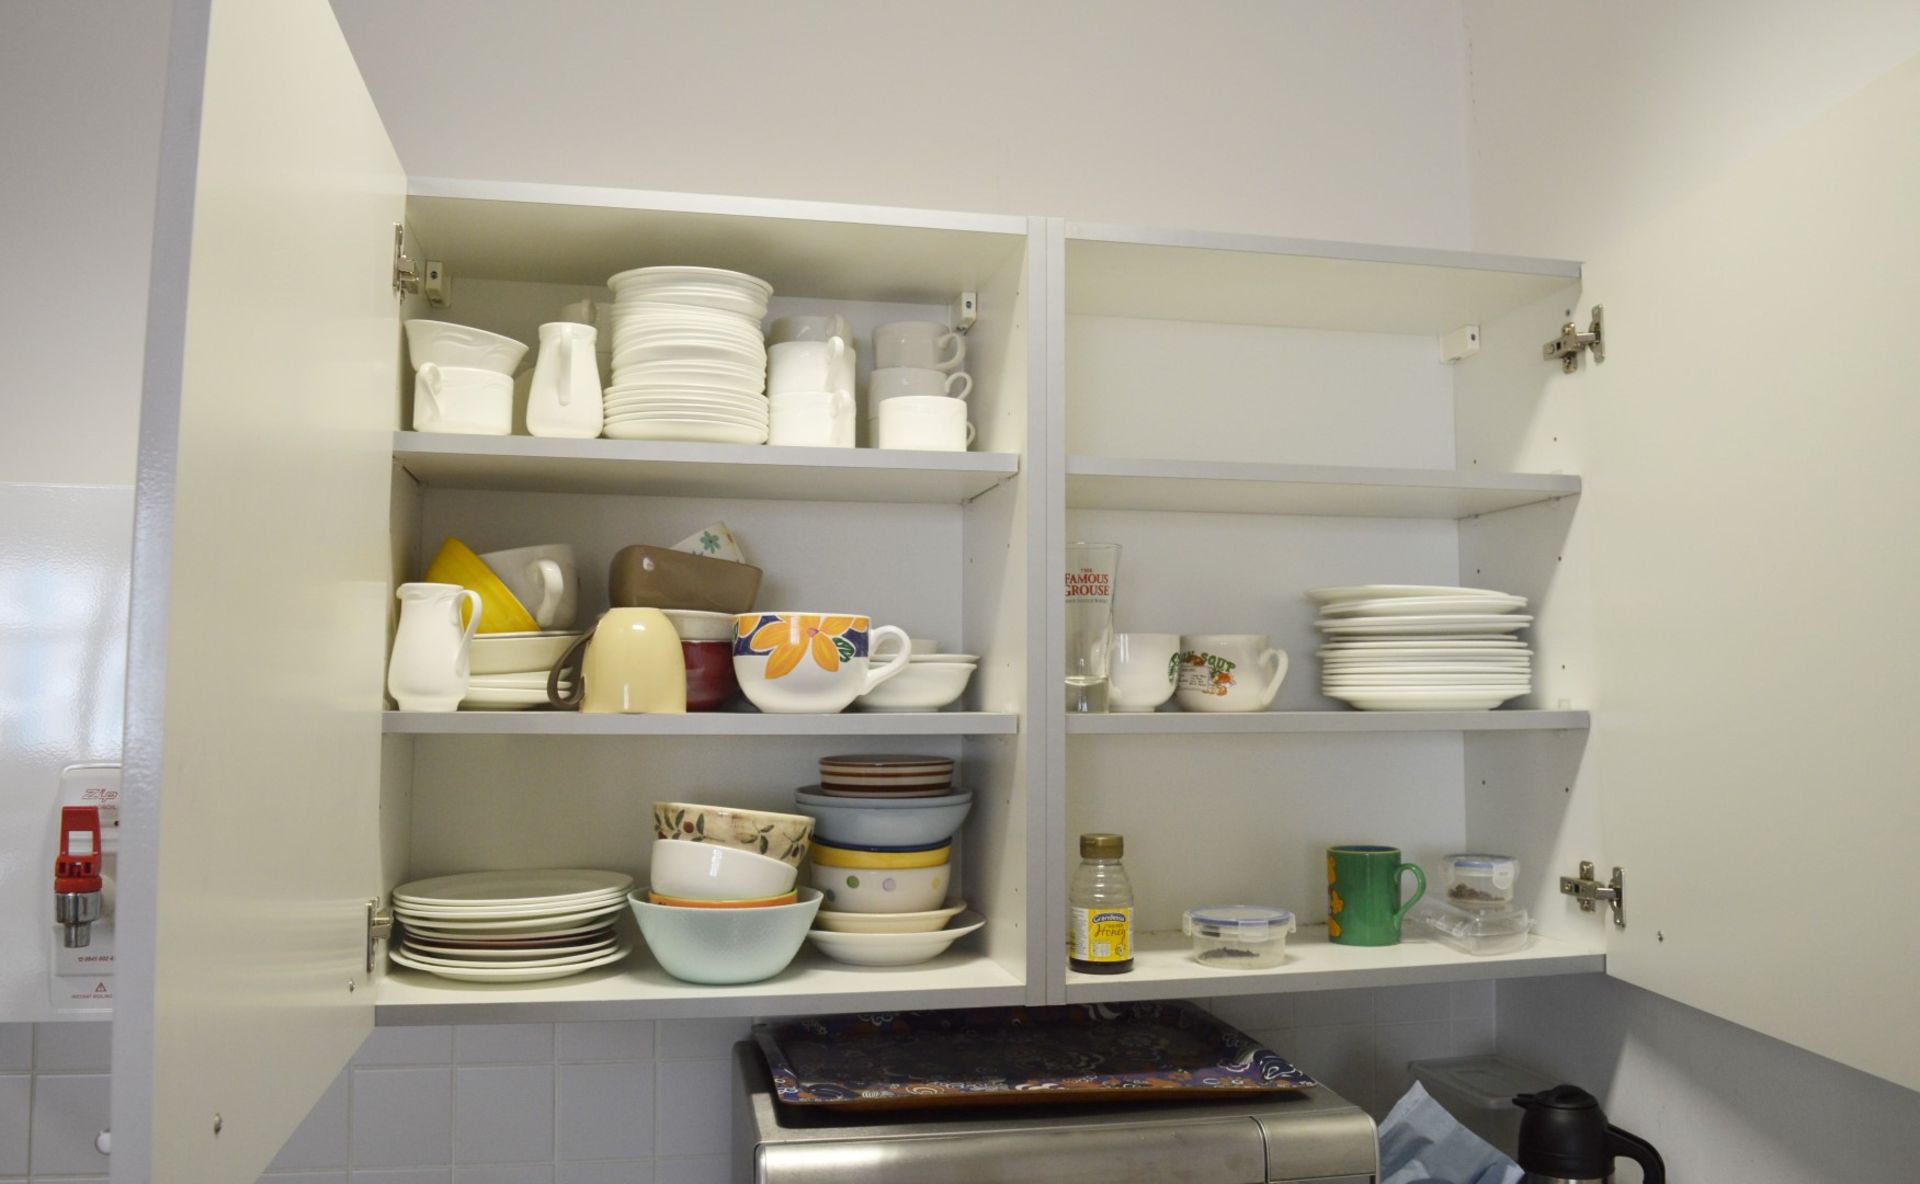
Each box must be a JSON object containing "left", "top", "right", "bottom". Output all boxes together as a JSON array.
[
  {"left": 795, "top": 756, "right": 983, "bottom": 965},
  {"left": 627, "top": 803, "right": 820, "bottom": 984}
]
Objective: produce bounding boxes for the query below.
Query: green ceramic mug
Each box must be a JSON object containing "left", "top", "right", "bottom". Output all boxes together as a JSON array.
[{"left": 1327, "top": 845, "right": 1426, "bottom": 946}]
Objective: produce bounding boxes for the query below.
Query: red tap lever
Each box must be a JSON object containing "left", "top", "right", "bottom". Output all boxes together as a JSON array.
[{"left": 55, "top": 807, "right": 104, "bottom": 948}]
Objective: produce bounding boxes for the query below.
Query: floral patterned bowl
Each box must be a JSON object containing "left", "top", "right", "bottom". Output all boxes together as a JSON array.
[
  {"left": 653, "top": 802, "right": 813, "bottom": 866},
  {"left": 732, "top": 612, "right": 911, "bottom": 714}
]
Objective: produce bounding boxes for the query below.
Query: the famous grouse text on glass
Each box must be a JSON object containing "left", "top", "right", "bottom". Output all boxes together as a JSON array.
[
  {"left": 1064, "top": 543, "right": 1121, "bottom": 713},
  {"left": 1066, "top": 567, "right": 1111, "bottom": 603}
]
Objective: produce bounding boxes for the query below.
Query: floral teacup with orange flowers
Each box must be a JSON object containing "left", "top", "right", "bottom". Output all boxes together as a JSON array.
[{"left": 732, "top": 613, "right": 911, "bottom": 714}]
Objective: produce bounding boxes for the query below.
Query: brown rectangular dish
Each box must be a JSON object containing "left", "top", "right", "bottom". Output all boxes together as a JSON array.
[{"left": 608, "top": 545, "right": 762, "bottom": 614}]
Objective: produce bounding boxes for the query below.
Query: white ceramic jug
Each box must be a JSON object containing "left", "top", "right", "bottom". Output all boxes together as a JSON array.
[
  {"left": 526, "top": 322, "right": 604, "bottom": 438},
  {"left": 388, "top": 582, "right": 482, "bottom": 711}
]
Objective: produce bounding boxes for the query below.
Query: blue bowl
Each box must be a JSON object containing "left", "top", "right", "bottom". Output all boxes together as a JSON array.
[
  {"left": 793, "top": 790, "right": 973, "bottom": 848},
  {"left": 628, "top": 887, "right": 822, "bottom": 985}
]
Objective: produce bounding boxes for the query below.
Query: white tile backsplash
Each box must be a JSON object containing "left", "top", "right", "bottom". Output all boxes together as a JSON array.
[
  {"left": 352, "top": 1068, "right": 454, "bottom": 1167},
  {"left": 31, "top": 1021, "right": 110, "bottom": 1072},
  {"left": 0, "top": 1024, "right": 32, "bottom": 1073},
  {"left": 28, "top": 1073, "right": 110, "bottom": 1175},
  {"left": 653, "top": 1061, "right": 732, "bottom": 1157},
  {"left": 356, "top": 1026, "right": 455, "bottom": 1067},
  {"left": 0, "top": 1074, "right": 31, "bottom": 1176},
  {"left": 652, "top": 1156, "right": 729, "bottom": 1184},
  {"left": 555, "top": 1163, "right": 654, "bottom": 1184},
  {"left": 555, "top": 1061, "right": 655, "bottom": 1162},
  {"left": 454, "top": 1065, "right": 554, "bottom": 1164},
  {"left": 271, "top": 1071, "right": 351, "bottom": 1170},
  {"left": 454, "top": 1167, "right": 553, "bottom": 1184},
  {"left": 555, "top": 1021, "right": 654, "bottom": 1064},
  {"left": 456, "top": 1025, "right": 554, "bottom": 1065},
  {"left": 654, "top": 1018, "right": 748, "bottom": 1061}
]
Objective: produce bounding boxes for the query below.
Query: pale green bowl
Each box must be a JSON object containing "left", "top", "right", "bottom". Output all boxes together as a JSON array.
[{"left": 628, "top": 887, "right": 822, "bottom": 984}]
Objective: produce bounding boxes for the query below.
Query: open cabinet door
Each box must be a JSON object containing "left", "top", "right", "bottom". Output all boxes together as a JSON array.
[
  {"left": 113, "top": 1, "right": 402, "bottom": 1179},
  {"left": 1582, "top": 56, "right": 1920, "bottom": 1090}
]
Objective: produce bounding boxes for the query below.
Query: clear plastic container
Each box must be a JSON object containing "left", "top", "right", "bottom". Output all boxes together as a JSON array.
[
  {"left": 1441, "top": 853, "right": 1519, "bottom": 909},
  {"left": 1181, "top": 905, "right": 1295, "bottom": 968},
  {"left": 1408, "top": 1055, "right": 1559, "bottom": 1157},
  {"left": 1405, "top": 900, "right": 1531, "bottom": 956}
]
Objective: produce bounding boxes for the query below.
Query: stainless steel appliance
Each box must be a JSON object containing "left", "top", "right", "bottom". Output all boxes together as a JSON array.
[{"left": 732, "top": 1042, "right": 1379, "bottom": 1184}]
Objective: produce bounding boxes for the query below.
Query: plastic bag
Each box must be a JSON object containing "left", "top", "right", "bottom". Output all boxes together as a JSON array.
[{"left": 1379, "top": 1081, "right": 1525, "bottom": 1184}]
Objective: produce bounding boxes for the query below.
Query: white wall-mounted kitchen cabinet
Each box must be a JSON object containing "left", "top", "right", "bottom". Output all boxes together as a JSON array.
[{"left": 112, "top": 2, "right": 1920, "bottom": 1179}]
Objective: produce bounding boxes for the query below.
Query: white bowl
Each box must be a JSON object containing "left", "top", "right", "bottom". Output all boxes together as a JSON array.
[
  {"left": 814, "top": 899, "right": 968, "bottom": 933},
  {"left": 404, "top": 320, "right": 528, "bottom": 375},
  {"left": 650, "top": 838, "right": 797, "bottom": 900},
  {"left": 806, "top": 912, "right": 985, "bottom": 966},
  {"left": 856, "top": 662, "right": 975, "bottom": 712},
  {"left": 809, "top": 861, "right": 949, "bottom": 913},
  {"left": 662, "top": 609, "right": 736, "bottom": 642},
  {"left": 467, "top": 631, "right": 583, "bottom": 676}
]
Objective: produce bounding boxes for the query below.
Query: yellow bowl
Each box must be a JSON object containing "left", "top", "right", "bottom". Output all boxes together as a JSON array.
[
  {"left": 810, "top": 841, "right": 951, "bottom": 870},
  {"left": 647, "top": 890, "right": 798, "bottom": 909},
  {"left": 423, "top": 537, "right": 539, "bottom": 634}
]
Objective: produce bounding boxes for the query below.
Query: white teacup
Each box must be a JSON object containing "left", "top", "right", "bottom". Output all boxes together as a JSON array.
[
  {"left": 478, "top": 544, "right": 580, "bottom": 631},
  {"left": 768, "top": 338, "right": 853, "bottom": 398},
  {"left": 413, "top": 364, "right": 512, "bottom": 435},
  {"left": 873, "top": 321, "right": 965, "bottom": 372},
  {"left": 768, "top": 390, "right": 856, "bottom": 448},
  {"left": 1175, "top": 634, "right": 1289, "bottom": 713},
  {"left": 869, "top": 366, "right": 971, "bottom": 405},
  {"left": 768, "top": 314, "right": 851, "bottom": 344},
  {"left": 1109, "top": 632, "right": 1181, "bottom": 712},
  {"left": 877, "top": 396, "right": 974, "bottom": 452},
  {"left": 732, "top": 612, "right": 911, "bottom": 714}
]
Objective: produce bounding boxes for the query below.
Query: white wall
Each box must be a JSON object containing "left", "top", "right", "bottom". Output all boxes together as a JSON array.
[
  {"left": 1463, "top": 0, "right": 1920, "bottom": 258},
  {"left": 327, "top": 0, "right": 1473, "bottom": 249}
]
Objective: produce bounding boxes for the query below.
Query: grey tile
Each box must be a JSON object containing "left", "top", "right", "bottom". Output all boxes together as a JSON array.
[
  {"left": 350, "top": 1068, "right": 452, "bottom": 1167},
  {"left": 1295, "top": 987, "right": 1376, "bottom": 1028},
  {"left": 556, "top": 1163, "right": 655, "bottom": 1184},
  {"left": 654, "top": 1157, "right": 729, "bottom": 1184},
  {"left": 453, "top": 1065, "right": 552, "bottom": 1164},
  {"left": 0, "top": 1075, "right": 30, "bottom": 1175},
  {"left": 555, "top": 1061, "right": 653, "bottom": 1161},
  {"left": 355, "top": 1026, "right": 454, "bottom": 1067},
  {"left": 259, "top": 1174, "right": 348, "bottom": 1184},
  {"left": 1372, "top": 983, "right": 1451, "bottom": 1024},
  {"left": 454, "top": 1168, "right": 551, "bottom": 1184},
  {"left": 654, "top": 1018, "right": 747, "bottom": 1061},
  {"left": 1449, "top": 979, "right": 1495, "bottom": 1019},
  {"left": 32, "top": 1022, "right": 111, "bottom": 1072},
  {"left": 1291, "top": 1026, "right": 1376, "bottom": 1115},
  {"left": 350, "top": 1172, "right": 452, "bottom": 1184},
  {"left": 556, "top": 1021, "right": 654, "bottom": 1063},
  {"left": 0, "top": 1025, "right": 32, "bottom": 1072},
  {"left": 28, "top": 1073, "right": 111, "bottom": 1174},
  {"left": 1373, "top": 1021, "right": 1455, "bottom": 1114},
  {"left": 1210, "top": 993, "right": 1296, "bottom": 1032},
  {"left": 270, "top": 1069, "right": 350, "bottom": 1170},
  {"left": 655, "top": 1059, "right": 732, "bottom": 1157},
  {"left": 454, "top": 1025, "right": 553, "bottom": 1065},
  {"left": 1452, "top": 1015, "right": 1496, "bottom": 1056}
]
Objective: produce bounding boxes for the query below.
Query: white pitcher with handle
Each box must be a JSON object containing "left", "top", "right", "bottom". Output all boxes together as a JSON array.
[
  {"left": 388, "top": 582, "right": 482, "bottom": 711},
  {"left": 526, "top": 322, "right": 604, "bottom": 438}
]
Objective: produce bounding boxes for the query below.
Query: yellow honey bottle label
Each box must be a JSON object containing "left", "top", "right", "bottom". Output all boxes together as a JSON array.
[{"left": 1070, "top": 906, "right": 1133, "bottom": 962}]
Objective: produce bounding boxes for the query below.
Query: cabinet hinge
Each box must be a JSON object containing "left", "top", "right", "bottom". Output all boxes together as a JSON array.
[
  {"left": 1543, "top": 304, "right": 1604, "bottom": 373},
  {"left": 1559, "top": 860, "right": 1625, "bottom": 928},
  {"left": 391, "top": 224, "right": 449, "bottom": 307},
  {"left": 366, "top": 899, "right": 394, "bottom": 973}
]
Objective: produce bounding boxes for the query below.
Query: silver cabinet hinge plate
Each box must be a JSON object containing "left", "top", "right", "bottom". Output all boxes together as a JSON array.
[
  {"left": 391, "top": 224, "right": 448, "bottom": 307},
  {"left": 1543, "top": 304, "right": 1604, "bottom": 372},
  {"left": 1559, "top": 860, "right": 1625, "bottom": 927},
  {"left": 366, "top": 899, "right": 394, "bottom": 973}
]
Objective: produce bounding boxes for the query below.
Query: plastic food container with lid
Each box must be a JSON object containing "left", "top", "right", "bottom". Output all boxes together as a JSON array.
[
  {"left": 1405, "top": 900, "right": 1531, "bottom": 956},
  {"left": 1181, "top": 905, "right": 1295, "bottom": 968},
  {"left": 1440, "top": 853, "right": 1519, "bottom": 908}
]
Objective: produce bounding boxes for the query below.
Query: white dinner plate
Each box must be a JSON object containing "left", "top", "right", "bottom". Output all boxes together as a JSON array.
[
  {"left": 602, "top": 394, "right": 768, "bottom": 411},
  {"left": 400, "top": 934, "right": 617, "bottom": 961},
  {"left": 1317, "top": 616, "right": 1533, "bottom": 636},
  {"left": 394, "top": 907, "right": 627, "bottom": 932},
  {"left": 397, "top": 870, "right": 633, "bottom": 907},
  {"left": 1322, "top": 665, "right": 1530, "bottom": 676},
  {"left": 393, "top": 894, "right": 629, "bottom": 920},
  {"left": 1307, "top": 585, "right": 1516, "bottom": 604},
  {"left": 389, "top": 942, "right": 632, "bottom": 982},
  {"left": 395, "top": 939, "right": 622, "bottom": 969},
  {"left": 402, "top": 927, "right": 617, "bottom": 950},
  {"left": 399, "top": 918, "right": 619, "bottom": 942},
  {"left": 604, "top": 413, "right": 769, "bottom": 432},
  {"left": 1324, "top": 675, "right": 1533, "bottom": 688},
  {"left": 458, "top": 686, "right": 559, "bottom": 710},
  {"left": 612, "top": 344, "right": 764, "bottom": 368},
  {"left": 1326, "top": 688, "right": 1528, "bottom": 711},
  {"left": 1317, "top": 594, "right": 1527, "bottom": 617},
  {"left": 608, "top": 265, "right": 771, "bottom": 292},
  {"left": 603, "top": 419, "right": 768, "bottom": 444}
]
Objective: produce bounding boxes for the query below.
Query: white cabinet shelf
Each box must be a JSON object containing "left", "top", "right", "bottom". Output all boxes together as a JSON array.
[
  {"left": 1063, "top": 929, "right": 1604, "bottom": 1004},
  {"left": 384, "top": 711, "right": 1020, "bottom": 736},
  {"left": 395, "top": 432, "right": 1020, "bottom": 503},
  {"left": 1066, "top": 710, "right": 1587, "bottom": 735},
  {"left": 375, "top": 945, "right": 1024, "bottom": 1023},
  {"left": 1066, "top": 456, "right": 1578, "bottom": 519}
]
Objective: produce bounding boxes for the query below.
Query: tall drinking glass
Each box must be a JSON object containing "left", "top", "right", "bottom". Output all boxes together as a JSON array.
[{"left": 1065, "top": 542, "right": 1121, "bottom": 712}]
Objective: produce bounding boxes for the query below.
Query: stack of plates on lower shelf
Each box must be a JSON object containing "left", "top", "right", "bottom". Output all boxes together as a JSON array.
[
  {"left": 816, "top": 754, "right": 956, "bottom": 798},
  {"left": 604, "top": 266, "right": 771, "bottom": 444},
  {"left": 1310, "top": 584, "right": 1534, "bottom": 711},
  {"left": 389, "top": 869, "right": 633, "bottom": 983}
]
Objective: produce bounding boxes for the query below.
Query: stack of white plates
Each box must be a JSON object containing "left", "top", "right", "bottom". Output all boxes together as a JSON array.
[
  {"left": 389, "top": 869, "right": 633, "bottom": 982},
  {"left": 604, "top": 266, "right": 771, "bottom": 444},
  {"left": 1310, "top": 585, "right": 1534, "bottom": 711}
]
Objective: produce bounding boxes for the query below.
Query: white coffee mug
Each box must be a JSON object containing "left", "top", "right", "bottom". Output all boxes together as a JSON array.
[
  {"left": 768, "top": 338, "right": 853, "bottom": 398},
  {"left": 768, "top": 390, "right": 856, "bottom": 448},
  {"left": 413, "top": 364, "right": 512, "bottom": 435},
  {"left": 869, "top": 366, "right": 971, "bottom": 404},
  {"left": 477, "top": 544, "right": 580, "bottom": 630},
  {"left": 877, "top": 395, "right": 974, "bottom": 451},
  {"left": 526, "top": 322, "right": 604, "bottom": 439},
  {"left": 873, "top": 321, "right": 964, "bottom": 372},
  {"left": 1109, "top": 632, "right": 1182, "bottom": 712},
  {"left": 768, "top": 314, "right": 852, "bottom": 344},
  {"left": 1174, "top": 634, "right": 1289, "bottom": 713}
]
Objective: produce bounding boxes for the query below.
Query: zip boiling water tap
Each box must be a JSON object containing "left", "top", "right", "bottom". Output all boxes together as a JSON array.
[{"left": 54, "top": 806, "right": 104, "bottom": 948}]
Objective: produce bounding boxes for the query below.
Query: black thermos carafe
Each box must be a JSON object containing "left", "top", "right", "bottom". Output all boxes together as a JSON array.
[{"left": 1514, "top": 1084, "right": 1665, "bottom": 1184}]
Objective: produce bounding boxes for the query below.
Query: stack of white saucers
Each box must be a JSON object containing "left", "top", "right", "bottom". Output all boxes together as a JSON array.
[
  {"left": 389, "top": 869, "right": 633, "bottom": 983},
  {"left": 1310, "top": 585, "right": 1534, "bottom": 711},
  {"left": 604, "top": 266, "right": 771, "bottom": 444}
]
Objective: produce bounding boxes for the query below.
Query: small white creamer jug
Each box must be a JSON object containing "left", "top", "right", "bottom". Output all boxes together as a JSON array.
[
  {"left": 526, "top": 322, "right": 604, "bottom": 438},
  {"left": 388, "top": 582, "right": 482, "bottom": 711}
]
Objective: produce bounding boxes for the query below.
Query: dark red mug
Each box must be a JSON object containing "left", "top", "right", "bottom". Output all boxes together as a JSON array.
[{"left": 682, "top": 640, "right": 738, "bottom": 711}]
